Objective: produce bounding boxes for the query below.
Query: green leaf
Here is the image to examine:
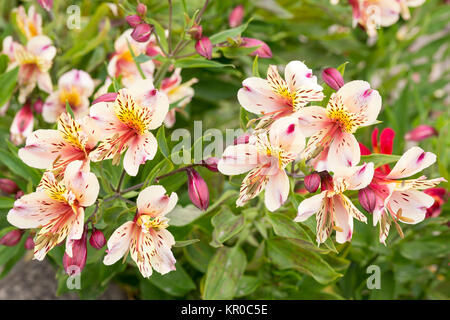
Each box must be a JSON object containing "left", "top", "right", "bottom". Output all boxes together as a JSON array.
[
  {"left": 147, "top": 18, "right": 169, "bottom": 53},
  {"left": 235, "top": 275, "right": 261, "bottom": 298},
  {"left": 0, "top": 67, "right": 18, "bottom": 107},
  {"left": 0, "top": 54, "right": 9, "bottom": 74},
  {"left": 148, "top": 263, "right": 196, "bottom": 297},
  {"left": 0, "top": 197, "right": 15, "bottom": 209},
  {"left": 267, "top": 237, "right": 342, "bottom": 285},
  {"left": 252, "top": 55, "right": 260, "bottom": 77},
  {"left": 203, "top": 246, "right": 247, "bottom": 299},
  {"left": 210, "top": 208, "right": 245, "bottom": 247},
  {"left": 183, "top": 230, "right": 215, "bottom": 273},
  {"left": 65, "top": 101, "right": 75, "bottom": 119},
  {"left": 210, "top": 19, "right": 252, "bottom": 44},
  {"left": 174, "top": 58, "right": 234, "bottom": 69},
  {"left": 360, "top": 153, "right": 401, "bottom": 168},
  {"left": 174, "top": 239, "right": 200, "bottom": 247},
  {"left": 166, "top": 204, "right": 204, "bottom": 227},
  {"left": 156, "top": 126, "right": 170, "bottom": 159},
  {"left": 0, "top": 148, "right": 41, "bottom": 187}
]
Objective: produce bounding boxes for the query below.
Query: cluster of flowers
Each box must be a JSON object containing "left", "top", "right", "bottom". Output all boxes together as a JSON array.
[{"left": 216, "top": 60, "right": 445, "bottom": 245}]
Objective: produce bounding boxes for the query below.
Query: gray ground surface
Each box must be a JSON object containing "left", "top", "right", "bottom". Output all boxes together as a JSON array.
[{"left": 0, "top": 258, "right": 127, "bottom": 300}]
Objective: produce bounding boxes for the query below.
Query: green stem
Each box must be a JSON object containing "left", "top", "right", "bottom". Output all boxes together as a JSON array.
[
  {"left": 154, "top": 59, "right": 172, "bottom": 88},
  {"left": 168, "top": 0, "right": 173, "bottom": 54}
]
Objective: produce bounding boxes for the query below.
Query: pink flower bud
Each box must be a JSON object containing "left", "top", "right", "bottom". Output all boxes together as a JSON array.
[
  {"left": 187, "top": 168, "right": 209, "bottom": 211},
  {"left": 63, "top": 229, "right": 87, "bottom": 276},
  {"left": 92, "top": 92, "right": 118, "bottom": 105},
  {"left": 405, "top": 125, "right": 438, "bottom": 142},
  {"left": 188, "top": 24, "right": 203, "bottom": 40},
  {"left": 358, "top": 187, "right": 376, "bottom": 213},
  {"left": 233, "top": 134, "right": 250, "bottom": 145},
  {"left": 195, "top": 37, "right": 212, "bottom": 60},
  {"left": 10, "top": 103, "right": 34, "bottom": 146},
  {"left": 126, "top": 15, "right": 142, "bottom": 28},
  {"left": 241, "top": 37, "right": 272, "bottom": 58},
  {"left": 33, "top": 98, "right": 44, "bottom": 114},
  {"left": 320, "top": 172, "right": 334, "bottom": 192},
  {"left": 24, "top": 236, "right": 35, "bottom": 250},
  {"left": 37, "top": 0, "right": 53, "bottom": 12},
  {"left": 229, "top": 5, "right": 244, "bottom": 27},
  {"left": 137, "top": 2, "right": 147, "bottom": 16},
  {"left": 0, "top": 178, "right": 19, "bottom": 194},
  {"left": 304, "top": 173, "right": 321, "bottom": 193},
  {"left": 322, "top": 68, "right": 344, "bottom": 90},
  {"left": 0, "top": 230, "right": 23, "bottom": 246},
  {"left": 131, "top": 23, "right": 153, "bottom": 42},
  {"left": 89, "top": 228, "right": 106, "bottom": 249},
  {"left": 202, "top": 157, "right": 219, "bottom": 172}
]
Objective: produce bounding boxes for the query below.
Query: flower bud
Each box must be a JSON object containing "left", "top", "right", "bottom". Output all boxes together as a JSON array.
[
  {"left": 89, "top": 228, "right": 106, "bottom": 249},
  {"left": 187, "top": 168, "right": 209, "bottom": 211},
  {"left": 131, "top": 23, "right": 153, "bottom": 42},
  {"left": 229, "top": 5, "right": 244, "bottom": 27},
  {"left": 15, "top": 190, "right": 24, "bottom": 199},
  {"left": 304, "top": 173, "right": 321, "bottom": 193},
  {"left": 241, "top": 37, "right": 272, "bottom": 58},
  {"left": 233, "top": 134, "right": 250, "bottom": 145},
  {"left": 0, "top": 230, "right": 23, "bottom": 246},
  {"left": 137, "top": 2, "right": 147, "bottom": 16},
  {"left": 322, "top": 68, "right": 344, "bottom": 90},
  {"left": 126, "top": 15, "right": 142, "bottom": 28},
  {"left": 320, "top": 172, "right": 334, "bottom": 192},
  {"left": 24, "top": 236, "right": 35, "bottom": 250},
  {"left": 358, "top": 187, "right": 376, "bottom": 213},
  {"left": 92, "top": 92, "right": 118, "bottom": 105},
  {"left": 10, "top": 103, "right": 34, "bottom": 146},
  {"left": 405, "top": 125, "right": 438, "bottom": 142},
  {"left": 195, "top": 36, "right": 212, "bottom": 60},
  {"left": 202, "top": 157, "right": 219, "bottom": 172},
  {"left": 37, "top": 0, "right": 53, "bottom": 12},
  {"left": 188, "top": 24, "right": 203, "bottom": 40},
  {"left": 0, "top": 178, "right": 19, "bottom": 194},
  {"left": 33, "top": 98, "right": 44, "bottom": 114},
  {"left": 63, "top": 229, "right": 87, "bottom": 276}
]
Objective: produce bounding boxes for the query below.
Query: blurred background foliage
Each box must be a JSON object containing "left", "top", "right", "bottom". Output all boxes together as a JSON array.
[{"left": 0, "top": 0, "right": 448, "bottom": 299}]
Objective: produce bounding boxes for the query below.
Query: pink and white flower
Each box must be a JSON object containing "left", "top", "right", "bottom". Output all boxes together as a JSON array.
[
  {"left": 89, "top": 79, "right": 169, "bottom": 176},
  {"left": 296, "top": 80, "right": 382, "bottom": 170},
  {"left": 7, "top": 160, "right": 99, "bottom": 260},
  {"left": 237, "top": 61, "right": 323, "bottom": 126},
  {"left": 218, "top": 117, "right": 305, "bottom": 212},
  {"left": 362, "top": 147, "right": 446, "bottom": 244},
  {"left": 13, "top": 35, "right": 56, "bottom": 103},
  {"left": 160, "top": 68, "right": 198, "bottom": 128},
  {"left": 103, "top": 185, "right": 178, "bottom": 278},
  {"left": 42, "top": 69, "right": 94, "bottom": 123},
  {"left": 13, "top": 5, "right": 43, "bottom": 40},
  {"left": 10, "top": 102, "right": 34, "bottom": 146},
  {"left": 295, "top": 163, "right": 375, "bottom": 244},
  {"left": 19, "top": 113, "right": 99, "bottom": 176}
]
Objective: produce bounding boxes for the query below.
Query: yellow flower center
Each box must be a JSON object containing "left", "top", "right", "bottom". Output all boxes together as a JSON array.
[
  {"left": 58, "top": 113, "right": 86, "bottom": 151},
  {"left": 15, "top": 47, "right": 51, "bottom": 72},
  {"left": 327, "top": 93, "right": 365, "bottom": 133},
  {"left": 59, "top": 87, "right": 82, "bottom": 109},
  {"left": 114, "top": 90, "right": 152, "bottom": 135},
  {"left": 136, "top": 215, "right": 169, "bottom": 232}
]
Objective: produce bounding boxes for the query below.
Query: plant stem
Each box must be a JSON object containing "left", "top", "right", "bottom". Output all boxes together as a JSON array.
[
  {"left": 168, "top": 0, "right": 173, "bottom": 54},
  {"left": 151, "top": 29, "right": 169, "bottom": 57},
  {"left": 174, "top": 51, "right": 198, "bottom": 59},
  {"left": 195, "top": 0, "right": 210, "bottom": 24},
  {"left": 116, "top": 169, "right": 127, "bottom": 192},
  {"left": 154, "top": 59, "right": 172, "bottom": 88}
]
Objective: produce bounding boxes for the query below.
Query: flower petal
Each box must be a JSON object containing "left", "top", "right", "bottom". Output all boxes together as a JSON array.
[
  {"left": 65, "top": 207, "right": 84, "bottom": 257},
  {"left": 63, "top": 160, "right": 99, "bottom": 207},
  {"left": 388, "top": 189, "right": 434, "bottom": 224},
  {"left": 327, "top": 131, "right": 360, "bottom": 170},
  {"left": 18, "top": 129, "right": 64, "bottom": 169},
  {"left": 123, "top": 132, "right": 158, "bottom": 176},
  {"left": 218, "top": 143, "right": 259, "bottom": 175},
  {"left": 294, "top": 106, "right": 330, "bottom": 137},
  {"left": 284, "top": 60, "right": 323, "bottom": 92},
  {"left": 103, "top": 221, "right": 135, "bottom": 265},
  {"left": 269, "top": 116, "right": 305, "bottom": 155},
  {"left": 237, "top": 77, "right": 285, "bottom": 115},
  {"left": 295, "top": 191, "right": 326, "bottom": 222},
  {"left": 264, "top": 170, "right": 289, "bottom": 212},
  {"left": 386, "top": 147, "right": 436, "bottom": 179},
  {"left": 137, "top": 185, "right": 178, "bottom": 217}
]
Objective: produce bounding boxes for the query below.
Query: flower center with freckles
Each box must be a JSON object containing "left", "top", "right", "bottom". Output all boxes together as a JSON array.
[
  {"left": 137, "top": 215, "right": 169, "bottom": 232},
  {"left": 15, "top": 47, "right": 51, "bottom": 72},
  {"left": 59, "top": 87, "right": 82, "bottom": 109},
  {"left": 327, "top": 94, "right": 364, "bottom": 133},
  {"left": 256, "top": 138, "right": 294, "bottom": 170},
  {"left": 58, "top": 114, "right": 86, "bottom": 151},
  {"left": 114, "top": 90, "right": 152, "bottom": 135}
]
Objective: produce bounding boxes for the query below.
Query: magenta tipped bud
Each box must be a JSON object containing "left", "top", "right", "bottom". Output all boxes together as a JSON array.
[
  {"left": 229, "top": 5, "right": 244, "bottom": 28},
  {"left": 37, "top": 0, "right": 53, "bottom": 12},
  {"left": 358, "top": 187, "right": 377, "bottom": 213},
  {"left": 188, "top": 24, "right": 203, "bottom": 40},
  {"left": 304, "top": 173, "right": 321, "bottom": 193},
  {"left": 202, "top": 157, "right": 219, "bottom": 172},
  {"left": 195, "top": 36, "right": 212, "bottom": 60},
  {"left": 0, "top": 178, "right": 19, "bottom": 194},
  {"left": 241, "top": 37, "right": 272, "bottom": 59},
  {"left": 137, "top": 2, "right": 147, "bottom": 16},
  {"left": 89, "top": 228, "right": 106, "bottom": 249},
  {"left": 126, "top": 15, "right": 142, "bottom": 28},
  {"left": 405, "top": 125, "right": 438, "bottom": 142},
  {"left": 322, "top": 68, "right": 344, "bottom": 90},
  {"left": 187, "top": 168, "right": 209, "bottom": 211},
  {"left": 131, "top": 23, "right": 153, "bottom": 42},
  {"left": 92, "top": 92, "right": 118, "bottom": 105},
  {"left": 0, "top": 229, "right": 23, "bottom": 246},
  {"left": 63, "top": 229, "right": 87, "bottom": 276},
  {"left": 24, "top": 236, "right": 35, "bottom": 250}
]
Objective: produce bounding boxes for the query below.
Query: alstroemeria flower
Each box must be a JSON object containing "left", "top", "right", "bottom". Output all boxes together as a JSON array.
[
  {"left": 295, "top": 163, "right": 374, "bottom": 244},
  {"left": 90, "top": 79, "right": 169, "bottom": 176},
  {"left": 13, "top": 5, "right": 43, "bottom": 40},
  {"left": 218, "top": 117, "right": 305, "bottom": 212},
  {"left": 19, "top": 113, "right": 98, "bottom": 176},
  {"left": 160, "top": 68, "right": 198, "bottom": 128},
  {"left": 398, "top": 0, "right": 426, "bottom": 20},
  {"left": 359, "top": 127, "right": 395, "bottom": 174},
  {"left": 10, "top": 102, "right": 34, "bottom": 146},
  {"left": 7, "top": 160, "right": 99, "bottom": 260},
  {"left": 237, "top": 61, "right": 324, "bottom": 126},
  {"left": 107, "top": 29, "right": 155, "bottom": 87},
  {"left": 350, "top": 0, "right": 401, "bottom": 37},
  {"left": 13, "top": 35, "right": 56, "bottom": 103},
  {"left": 363, "top": 147, "right": 446, "bottom": 244},
  {"left": 103, "top": 185, "right": 177, "bottom": 278},
  {"left": 296, "top": 80, "right": 382, "bottom": 170},
  {"left": 42, "top": 69, "right": 95, "bottom": 123}
]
